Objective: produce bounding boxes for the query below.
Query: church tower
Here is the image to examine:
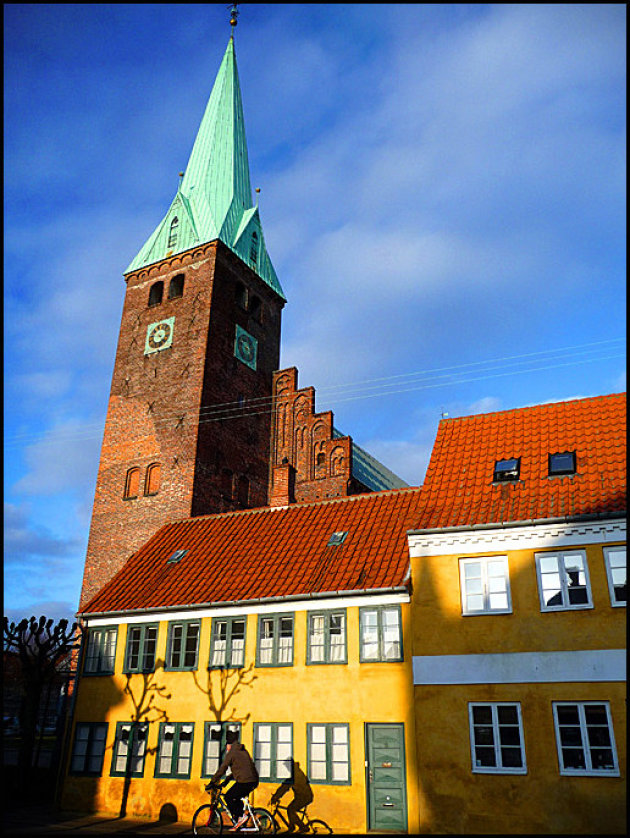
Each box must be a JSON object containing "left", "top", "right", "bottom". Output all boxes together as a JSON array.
[{"left": 80, "top": 29, "right": 285, "bottom": 607}]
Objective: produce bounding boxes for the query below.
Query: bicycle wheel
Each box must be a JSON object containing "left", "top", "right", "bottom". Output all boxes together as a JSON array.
[
  {"left": 252, "top": 807, "right": 277, "bottom": 834},
  {"left": 192, "top": 803, "right": 223, "bottom": 835},
  {"left": 309, "top": 819, "right": 333, "bottom": 834}
]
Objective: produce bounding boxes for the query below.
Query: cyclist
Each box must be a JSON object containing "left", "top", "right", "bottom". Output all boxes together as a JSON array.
[{"left": 206, "top": 730, "right": 259, "bottom": 831}]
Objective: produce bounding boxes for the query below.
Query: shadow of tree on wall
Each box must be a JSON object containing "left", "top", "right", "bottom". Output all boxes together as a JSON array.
[
  {"left": 189, "top": 662, "right": 257, "bottom": 729},
  {"left": 270, "top": 758, "right": 333, "bottom": 834},
  {"left": 116, "top": 657, "right": 171, "bottom": 818}
]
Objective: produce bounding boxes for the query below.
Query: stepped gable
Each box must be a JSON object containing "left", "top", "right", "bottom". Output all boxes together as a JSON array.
[
  {"left": 415, "top": 392, "right": 626, "bottom": 530},
  {"left": 80, "top": 487, "right": 423, "bottom": 616}
]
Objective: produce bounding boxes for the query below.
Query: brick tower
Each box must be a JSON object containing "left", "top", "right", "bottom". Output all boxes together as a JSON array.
[{"left": 80, "top": 34, "right": 285, "bottom": 607}]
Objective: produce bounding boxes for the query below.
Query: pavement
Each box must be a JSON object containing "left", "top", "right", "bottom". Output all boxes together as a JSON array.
[{"left": 3, "top": 804, "right": 193, "bottom": 836}]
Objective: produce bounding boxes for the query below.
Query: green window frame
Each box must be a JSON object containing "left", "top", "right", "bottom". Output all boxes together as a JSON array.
[
  {"left": 307, "top": 610, "right": 347, "bottom": 664},
  {"left": 165, "top": 619, "right": 200, "bottom": 671},
  {"left": 201, "top": 721, "right": 242, "bottom": 777},
  {"left": 110, "top": 722, "right": 149, "bottom": 777},
  {"left": 359, "top": 605, "right": 403, "bottom": 662},
  {"left": 307, "top": 723, "right": 351, "bottom": 785},
  {"left": 83, "top": 626, "right": 118, "bottom": 675},
  {"left": 209, "top": 616, "right": 247, "bottom": 669},
  {"left": 124, "top": 623, "right": 159, "bottom": 673},
  {"left": 69, "top": 722, "right": 108, "bottom": 776},
  {"left": 154, "top": 722, "right": 195, "bottom": 778},
  {"left": 256, "top": 613, "right": 294, "bottom": 667},
  {"left": 253, "top": 722, "right": 293, "bottom": 782}
]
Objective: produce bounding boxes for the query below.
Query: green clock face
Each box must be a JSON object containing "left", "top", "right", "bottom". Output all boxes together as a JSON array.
[
  {"left": 234, "top": 325, "right": 258, "bottom": 370},
  {"left": 145, "top": 317, "right": 175, "bottom": 355}
]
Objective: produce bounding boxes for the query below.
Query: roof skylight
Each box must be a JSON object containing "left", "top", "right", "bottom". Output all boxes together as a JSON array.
[
  {"left": 327, "top": 531, "right": 348, "bottom": 547},
  {"left": 493, "top": 458, "right": 520, "bottom": 482},
  {"left": 167, "top": 549, "right": 188, "bottom": 564}
]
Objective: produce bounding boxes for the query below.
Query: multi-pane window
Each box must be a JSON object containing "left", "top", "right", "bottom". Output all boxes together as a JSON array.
[
  {"left": 201, "top": 722, "right": 242, "bottom": 777},
  {"left": 468, "top": 703, "right": 526, "bottom": 774},
  {"left": 84, "top": 626, "right": 118, "bottom": 675},
  {"left": 459, "top": 557, "right": 511, "bottom": 615},
  {"left": 535, "top": 550, "right": 592, "bottom": 611},
  {"left": 124, "top": 624, "right": 158, "bottom": 674},
  {"left": 155, "top": 722, "right": 195, "bottom": 778},
  {"left": 307, "top": 611, "right": 347, "bottom": 664},
  {"left": 257, "top": 614, "right": 294, "bottom": 666},
  {"left": 209, "top": 617, "right": 246, "bottom": 669},
  {"left": 166, "top": 620, "right": 200, "bottom": 670},
  {"left": 253, "top": 723, "right": 293, "bottom": 782},
  {"left": 553, "top": 702, "right": 619, "bottom": 776},
  {"left": 111, "top": 722, "right": 149, "bottom": 777},
  {"left": 167, "top": 217, "right": 179, "bottom": 249},
  {"left": 307, "top": 724, "right": 351, "bottom": 784},
  {"left": 359, "top": 606, "right": 402, "bottom": 662},
  {"left": 70, "top": 723, "right": 108, "bottom": 775},
  {"left": 603, "top": 546, "right": 626, "bottom": 606}
]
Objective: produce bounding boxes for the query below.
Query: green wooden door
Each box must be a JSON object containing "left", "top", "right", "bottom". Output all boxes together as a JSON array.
[{"left": 365, "top": 723, "right": 408, "bottom": 832}]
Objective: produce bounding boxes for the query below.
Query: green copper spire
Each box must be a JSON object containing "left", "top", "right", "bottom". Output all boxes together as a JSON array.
[{"left": 126, "top": 36, "right": 285, "bottom": 300}]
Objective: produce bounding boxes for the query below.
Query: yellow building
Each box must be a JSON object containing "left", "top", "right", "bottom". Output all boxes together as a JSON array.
[
  {"left": 407, "top": 393, "right": 626, "bottom": 834},
  {"left": 62, "top": 489, "right": 424, "bottom": 833}
]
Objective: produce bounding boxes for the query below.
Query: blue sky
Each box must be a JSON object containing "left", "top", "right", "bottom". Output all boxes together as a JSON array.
[{"left": 4, "top": 4, "right": 626, "bottom": 624}]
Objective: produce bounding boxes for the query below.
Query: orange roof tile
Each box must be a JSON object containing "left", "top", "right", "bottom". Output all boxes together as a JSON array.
[
  {"left": 414, "top": 392, "right": 626, "bottom": 530},
  {"left": 81, "top": 488, "right": 423, "bottom": 615}
]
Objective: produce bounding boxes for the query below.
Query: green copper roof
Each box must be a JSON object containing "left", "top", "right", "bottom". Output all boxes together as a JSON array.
[
  {"left": 333, "top": 428, "right": 409, "bottom": 492},
  {"left": 126, "top": 37, "right": 285, "bottom": 300}
]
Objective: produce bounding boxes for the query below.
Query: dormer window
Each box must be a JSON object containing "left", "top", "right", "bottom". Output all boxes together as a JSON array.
[
  {"left": 549, "top": 451, "right": 576, "bottom": 476},
  {"left": 493, "top": 458, "right": 520, "bottom": 482},
  {"left": 168, "top": 217, "right": 179, "bottom": 249}
]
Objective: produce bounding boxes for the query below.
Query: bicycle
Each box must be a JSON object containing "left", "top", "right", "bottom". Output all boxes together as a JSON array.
[
  {"left": 269, "top": 800, "right": 333, "bottom": 834},
  {"left": 192, "top": 779, "right": 277, "bottom": 834}
]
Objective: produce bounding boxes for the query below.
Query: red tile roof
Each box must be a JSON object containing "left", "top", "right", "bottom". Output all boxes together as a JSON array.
[
  {"left": 414, "top": 392, "right": 626, "bottom": 530},
  {"left": 81, "top": 488, "right": 423, "bottom": 615}
]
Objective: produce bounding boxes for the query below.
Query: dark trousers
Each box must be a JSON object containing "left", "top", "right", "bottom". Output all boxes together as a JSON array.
[{"left": 225, "top": 780, "right": 258, "bottom": 821}]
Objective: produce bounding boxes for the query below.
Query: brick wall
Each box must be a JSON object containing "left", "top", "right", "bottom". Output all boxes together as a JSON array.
[
  {"left": 269, "top": 367, "right": 355, "bottom": 506},
  {"left": 80, "top": 241, "right": 283, "bottom": 607}
]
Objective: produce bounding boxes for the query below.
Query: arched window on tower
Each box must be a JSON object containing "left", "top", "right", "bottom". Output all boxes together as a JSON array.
[
  {"left": 168, "top": 274, "right": 185, "bottom": 299},
  {"left": 148, "top": 281, "right": 164, "bottom": 307},
  {"left": 144, "top": 463, "right": 161, "bottom": 496},
  {"left": 168, "top": 216, "right": 179, "bottom": 249},
  {"left": 124, "top": 467, "right": 140, "bottom": 500},
  {"left": 249, "top": 231, "right": 258, "bottom": 267}
]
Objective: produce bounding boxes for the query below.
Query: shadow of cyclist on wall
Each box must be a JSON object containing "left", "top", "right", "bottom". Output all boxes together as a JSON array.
[{"left": 270, "top": 758, "right": 313, "bottom": 833}]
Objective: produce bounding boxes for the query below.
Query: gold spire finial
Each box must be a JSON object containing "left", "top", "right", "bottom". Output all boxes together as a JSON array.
[{"left": 229, "top": 3, "right": 239, "bottom": 31}]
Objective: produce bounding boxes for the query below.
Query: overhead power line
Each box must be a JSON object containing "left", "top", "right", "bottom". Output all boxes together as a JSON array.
[{"left": 4, "top": 338, "right": 625, "bottom": 450}]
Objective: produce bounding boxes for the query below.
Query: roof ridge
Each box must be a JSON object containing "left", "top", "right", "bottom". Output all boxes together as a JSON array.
[
  {"left": 166, "top": 486, "right": 424, "bottom": 527},
  {"left": 440, "top": 391, "right": 626, "bottom": 425}
]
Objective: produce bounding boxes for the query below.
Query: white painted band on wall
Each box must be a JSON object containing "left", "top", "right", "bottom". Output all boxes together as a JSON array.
[{"left": 412, "top": 649, "right": 626, "bottom": 684}]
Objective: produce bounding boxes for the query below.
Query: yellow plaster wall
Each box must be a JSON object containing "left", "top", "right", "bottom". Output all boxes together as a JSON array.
[
  {"left": 413, "top": 682, "right": 626, "bottom": 834},
  {"left": 408, "top": 540, "right": 626, "bottom": 834},
  {"left": 62, "top": 602, "right": 420, "bottom": 834},
  {"left": 411, "top": 542, "right": 626, "bottom": 654}
]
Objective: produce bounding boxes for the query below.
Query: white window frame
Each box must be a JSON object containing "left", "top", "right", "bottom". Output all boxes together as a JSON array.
[
  {"left": 468, "top": 702, "right": 527, "bottom": 774},
  {"left": 459, "top": 556, "right": 512, "bottom": 615},
  {"left": 552, "top": 701, "right": 619, "bottom": 776},
  {"left": 535, "top": 550, "right": 593, "bottom": 612},
  {"left": 603, "top": 545, "right": 626, "bottom": 607},
  {"left": 253, "top": 722, "right": 293, "bottom": 782}
]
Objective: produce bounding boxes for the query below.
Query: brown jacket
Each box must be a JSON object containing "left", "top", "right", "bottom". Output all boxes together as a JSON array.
[{"left": 212, "top": 743, "right": 259, "bottom": 785}]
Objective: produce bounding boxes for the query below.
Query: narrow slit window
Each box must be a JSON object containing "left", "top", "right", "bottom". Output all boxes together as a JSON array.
[
  {"left": 167, "top": 217, "right": 179, "bottom": 249},
  {"left": 250, "top": 231, "right": 258, "bottom": 267}
]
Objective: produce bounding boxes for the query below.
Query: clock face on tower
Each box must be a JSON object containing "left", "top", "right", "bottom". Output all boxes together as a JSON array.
[
  {"left": 234, "top": 325, "right": 258, "bottom": 370},
  {"left": 144, "top": 317, "right": 175, "bottom": 355}
]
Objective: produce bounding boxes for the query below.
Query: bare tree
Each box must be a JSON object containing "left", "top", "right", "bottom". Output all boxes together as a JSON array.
[{"left": 3, "top": 615, "right": 83, "bottom": 792}]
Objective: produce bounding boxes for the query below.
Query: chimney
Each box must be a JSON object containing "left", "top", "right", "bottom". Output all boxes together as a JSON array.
[{"left": 269, "top": 460, "right": 296, "bottom": 507}]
